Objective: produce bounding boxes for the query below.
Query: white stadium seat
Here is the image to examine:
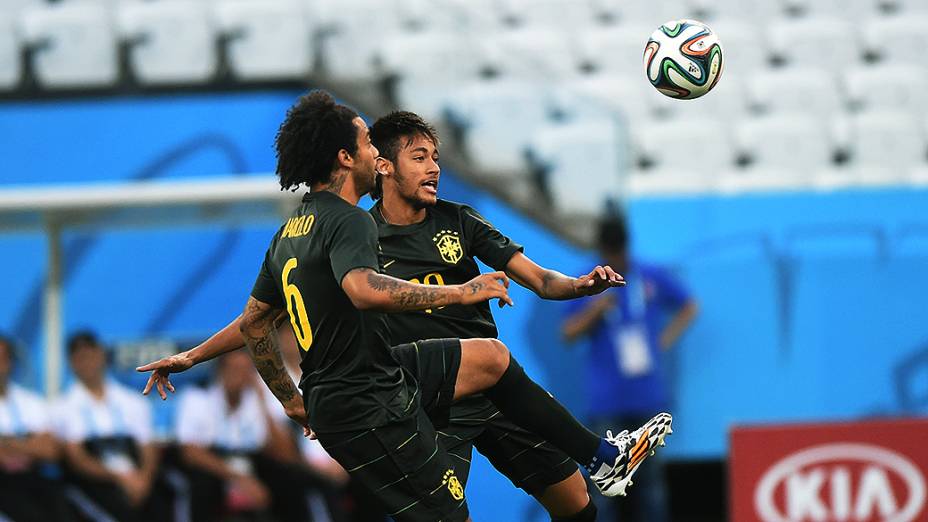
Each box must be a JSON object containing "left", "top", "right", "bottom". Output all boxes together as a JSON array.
[
  {"left": 634, "top": 117, "right": 733, "bottom": 175},
  {"left": 687, "top": 0, "right": 786, "bottom": 21},
  {"left": 849, "top": 110, "right": 926, "bottom": 171},
  {"left": 746, "top": 67, "right": 844, "bottom": 120},
  {"left": 529, "top": 118, "right": 625, "bottom": 214},
  {"left": 717, "top": 167, "right": 812, "bottom": 194},
  {"left": 781, "top": 0, "right": 881, "bottom": 19},
  {"left": 735, "top": 113, "right": 833, "bottom": 172},
  {"left": 704, "top": 18, "right": 771, "bottom": 74},
  {"left": 627, "top": 168, "right": 717, "bottom": 196},
  {"left": 577, "top": 24, "right": 652, "bottom": 76},
  {"left": 315, "top": 0, "right": 403, "bottom": 81},
  {"left": 651, "top": 71, "right": 748, "bottom": 123},
  {"left": 380, "top": 31, "right": 485, "bottom": 121},
  {"left": 597, "top": 0, "right": 688, "bottom": 26},
  {"left": 117, "top": 1, "right": 216, "bottom": 84},
  {"left": 484, "top": 28, "right": 583, "bottom": 80},
  {"left": 447, "top": 79, "right": 555, "bottom": 174},
  {"left": 862, "top": 15, "right": 928, "bottom": 64},
  {"left": 844, "top": 64, "right": 928, "bottom": 116},
  {"left": 556, "top": 73, "right": 654, "bottom": 123},
  {"left": 769, "top": 17, "right": 861, "bottom": 74},
  {"left": 0, "top": 12, "right": 20, "bottom": 90},
  {"left": 20, "top": 2, "right": 118, "bottom": 88},
  {"left": 0, "top": 0, "right": 42, "bottom": 16},
  {"left": 504, "top": 0, "right": 599, "bottom": 30},
  {"left": 213, "top": 0, "right": 313, "bottom": 80}
]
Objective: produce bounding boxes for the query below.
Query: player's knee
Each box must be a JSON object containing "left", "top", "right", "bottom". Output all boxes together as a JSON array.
[{"left": 485, "top": 338, "right": 510, "bottom": 380}]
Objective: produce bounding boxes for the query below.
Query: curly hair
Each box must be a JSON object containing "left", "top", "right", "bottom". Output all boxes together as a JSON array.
[
  {"left": 369, "top": 111, "right": 440, "bottom": 199},
  {"left": 274, "top": 90, "right": 360, "bottom": 191}
]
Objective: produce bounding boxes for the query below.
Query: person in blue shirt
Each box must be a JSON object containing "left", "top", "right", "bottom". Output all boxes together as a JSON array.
[{"left": 562, "top": 213, "right": 698, "bottom": 522}]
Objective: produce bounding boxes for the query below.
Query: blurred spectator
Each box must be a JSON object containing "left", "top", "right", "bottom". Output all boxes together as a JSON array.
[
  {"left": 176, "top": 349, "right": 324, "bottom": 522},
  {"left": 0, "top": 334, "right": 74, "bottom": 522},
  {"left": 56, "top": 330, "right": 170, "bottom": 522},
  {"left": 561, "top": 212, "right": 698, "bottom": 522}
]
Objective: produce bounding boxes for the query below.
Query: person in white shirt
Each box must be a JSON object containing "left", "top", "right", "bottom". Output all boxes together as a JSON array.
[
  {"left": 177, "top": 348, "right": 321, "bottom": 522},
  {"left": 0, "top": 334, "right": 74, "bottom": 522},
  {"left": 57, "top": 331, "right": 168, "bottom": 522}
]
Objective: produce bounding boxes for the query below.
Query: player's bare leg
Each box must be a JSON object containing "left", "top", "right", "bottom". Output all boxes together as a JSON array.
[
  {"left": 535, "top": 471, "right": 594, "bottom": 520},
  {"left": 454, "top": 338, "right": 509, "bottom": 399}
]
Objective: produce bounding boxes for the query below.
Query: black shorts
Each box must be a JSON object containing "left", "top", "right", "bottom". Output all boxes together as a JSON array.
[
  {"left": 316, "top": 339, "right": 467, "bottom": 522},
  {"left": 392, "top": 339, "right": 578, "bottom": 497}
]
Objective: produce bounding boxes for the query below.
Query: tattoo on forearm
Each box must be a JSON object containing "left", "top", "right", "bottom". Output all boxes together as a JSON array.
[
  {"left": 242, "top": 298, "right": 299, "bottom": 404},
  {"left": 365, "top": 270, "right": 456, "bottom": 309}
]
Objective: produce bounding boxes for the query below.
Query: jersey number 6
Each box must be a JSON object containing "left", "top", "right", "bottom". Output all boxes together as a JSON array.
[{"left": 282, "top": 257, "right": 313, "bottom": 351}]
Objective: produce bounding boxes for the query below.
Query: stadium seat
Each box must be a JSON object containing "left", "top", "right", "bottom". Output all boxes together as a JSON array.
[
  {"left": 651, "top": 71, "right": 748, "bottom": 123},
  {"left": 716, "top": 167, "right": 811, "bottom": 194},
  {"left": 704, "top": 18, "right": 771, "bottom": 74},
  {"left": 577, "top": 23, "right": 653, "bottom": 76},
  {"left": 504, "top": 0, "right": 599, "bottom": 30},
  {"left": 19, "top": 2, "right": 118, "bottom": 88},
  {"left": 315, "top": 0, "right": 404, "bottom": 81},
  {"left": 734, "top": 113, "right": 833, "bottom": 172},
  {"left": 555, "top": 73, "right": 654, "bottom": 124},
  {"left": 627, "top": 167, "right": 717, "bottom": 196},
  {"left": 844, "top": 64, "right": 928, "bottom": 116},
  {"left": 745, "top": 67, "right": 844, "bottom": 120},
  {"left": 446, "top": 79, "right": 555, "bottom": 174},
  {"left": 0, "top": 12, "right": 19, "bottom": 90},
  {"left": 380, "top": 30, "right": 485, "bottom": 121},
  {"left": 849, "top": 110, "right": 926, "bottom": 172},
  {"left": 781, "top": 0, "right": 881, "bottom": 19},
  {"left": 600, "top": 0, "right": 688, "bottom": 26},
  {"left": 528, "top": 118, "right": 625, "bottom": 215},
  {"left": 633, "top": 117, "right": 733, "bottom": 175},
  {"left": 862, "top": 15, "right": 928, "bottom": 64},
  {"left": 0, "top": 0, "right": 42, "bottom": 16},
  {"left": 484, "top": 27, "right": 582, "bottom": 80},
  {"left": 213, "top": 0, "right": 313, "bottom": 80},
  {"left": 117, "top": 1, "right": 216, "bottom": 84},
  {"left": 769, "top": 17, "right": 861, "bottom": 74},
  {"left": 687, "top": 0, "right": 785, "bottom": 20}
]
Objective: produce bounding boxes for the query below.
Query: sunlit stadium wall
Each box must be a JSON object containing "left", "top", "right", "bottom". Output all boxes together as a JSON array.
[{"left": 2, "top": 91, "right": 928, "bottom": 520}]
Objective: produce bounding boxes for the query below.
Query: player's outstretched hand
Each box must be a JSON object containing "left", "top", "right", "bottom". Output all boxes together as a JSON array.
[
  {"left": 461, "top": 271, "right": 514, "bottom": 308},
  {"left": 136, "top": 353, "right": 194, "bottom": 400},
  {"left": 575, "top": 265, "right": 626, "bottom": 296}
]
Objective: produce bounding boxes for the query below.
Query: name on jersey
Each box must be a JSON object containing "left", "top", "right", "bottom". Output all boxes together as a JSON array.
[{"left": 282, "top": 214, "right": 315, "bottom": 239}]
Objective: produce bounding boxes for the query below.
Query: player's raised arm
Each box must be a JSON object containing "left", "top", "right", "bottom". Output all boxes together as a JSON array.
[
  {"left": 240, "top": 296, "right": 307, "bottom": 427},
  {"left": 137, "top": 311, "right": 289, "bottom": 400},
  {"left": 341, "top": 267, "right": 514, "bottom": 311},
  {"left": 504, "top": 252, "right": 626, "bottom": 300}
]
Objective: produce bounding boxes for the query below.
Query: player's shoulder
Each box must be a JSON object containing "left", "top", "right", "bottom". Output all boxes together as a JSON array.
[{"left": 434, "top": 198, "right": 480, "bottom": 221}]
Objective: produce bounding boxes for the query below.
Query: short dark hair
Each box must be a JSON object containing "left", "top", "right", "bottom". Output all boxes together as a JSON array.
[
  {"left": 274, "top": 90, "right": 360, "bottom": 191},
  {"left": 596, "top": 214, "right": 629, "bottom": 253},
  {"left": 0, "top": 334, "right": 15, "bottom": 364},
  {"left": 369, "top": 111, "right": 440, "bottom": 199},
  {"left": 67, "top": 330, "right": 101, "bottom": 357}
]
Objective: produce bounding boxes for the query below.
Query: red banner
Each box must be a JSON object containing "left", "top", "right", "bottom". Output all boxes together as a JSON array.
[{"left": 730, "top": 418, "right": 928, "bottom": 522}]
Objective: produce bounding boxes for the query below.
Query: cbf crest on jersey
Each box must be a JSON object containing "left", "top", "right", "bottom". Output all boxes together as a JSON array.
[{"left": 433, "top": 230, "right": 462, "bottom": 264}]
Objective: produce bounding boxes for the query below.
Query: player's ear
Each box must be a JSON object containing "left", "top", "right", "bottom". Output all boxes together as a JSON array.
[
  {"left": 336, "top": 148, "right": 353, "bottom": 168},
  {"left": 375, "top": 157, "right": 393, "bottom": 177}
]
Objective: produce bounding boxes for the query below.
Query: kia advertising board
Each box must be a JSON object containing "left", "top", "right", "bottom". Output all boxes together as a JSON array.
[{"left": 730, "top": 419, "right": 928, "bottom": 522}]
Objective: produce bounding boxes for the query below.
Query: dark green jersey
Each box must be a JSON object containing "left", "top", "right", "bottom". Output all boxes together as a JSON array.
[
  {"left": 251, "top": 191, "right": 414, "bottom": 434},
  {"left": 370, "top": 199, "right": 523, "bottom": 344}
]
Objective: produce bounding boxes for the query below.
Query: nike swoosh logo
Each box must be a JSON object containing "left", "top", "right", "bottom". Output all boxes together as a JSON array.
[{"left": 383, "top": 260, "right": 396, "bottom": 268}]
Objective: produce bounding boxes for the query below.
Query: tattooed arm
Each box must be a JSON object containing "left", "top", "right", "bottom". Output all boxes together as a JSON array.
[
  {"left": 240, "top": 297, "right": 307, "bottom": 426},
  {"left": 341, "top": 268, "right": 514, "bottom": 312},
  {"left": 505, "top": 252, "right": 626, "bottom": 300}
]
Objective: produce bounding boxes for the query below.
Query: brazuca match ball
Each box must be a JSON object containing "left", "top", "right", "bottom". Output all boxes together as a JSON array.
[{"left": 644, "top": 19, "right": 723, "bottom": 100}]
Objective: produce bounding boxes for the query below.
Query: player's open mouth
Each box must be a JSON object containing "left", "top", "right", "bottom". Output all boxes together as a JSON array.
[{"left": 421, "top": 179, "right": 438, "bottom": 195}]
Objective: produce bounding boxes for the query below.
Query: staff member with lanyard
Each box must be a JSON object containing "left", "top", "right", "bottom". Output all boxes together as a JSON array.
[
  {"left": 55, "top": 331, "right": 168, "bottom": 522},
  {"left": 562, "top": 213, "right": 698, "bottom": 522}
]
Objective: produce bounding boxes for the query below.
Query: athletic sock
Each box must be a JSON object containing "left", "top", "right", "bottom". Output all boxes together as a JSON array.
[
  {"left": 551, "top": 497, "right": 597, "bottom": 522},
  {"left": 481, "top": 354, "right": 603, "bottom": 467},
  {"left": 586, "top": 438, "right": 621, "bottom": 474}
]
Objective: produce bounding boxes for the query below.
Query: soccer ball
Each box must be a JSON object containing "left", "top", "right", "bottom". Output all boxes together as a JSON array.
[{"left": 644, "top": 19, "right": 723, "bottom": 100}]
